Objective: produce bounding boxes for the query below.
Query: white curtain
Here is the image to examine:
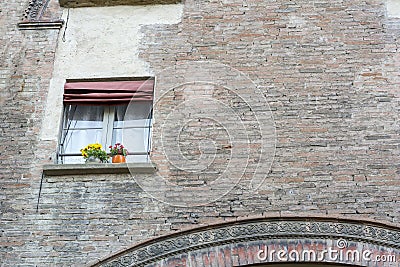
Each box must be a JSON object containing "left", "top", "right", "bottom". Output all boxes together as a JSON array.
[{"left": 61, "top": 105, "right": 104, "bottom": 163}]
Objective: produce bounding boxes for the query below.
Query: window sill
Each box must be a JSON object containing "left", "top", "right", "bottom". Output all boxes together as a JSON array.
[{"left": 43, "top": 163, "right": 156, "bottom": 176}]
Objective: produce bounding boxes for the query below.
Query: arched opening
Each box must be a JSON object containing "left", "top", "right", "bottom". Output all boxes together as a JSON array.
[{"left": 91, "top": 217, "right": 400, "bottom": 267}]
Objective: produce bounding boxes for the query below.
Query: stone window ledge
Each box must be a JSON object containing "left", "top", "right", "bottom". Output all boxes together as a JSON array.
[{"left": 43, "top": 163, "right": 156, "bottom": 176}]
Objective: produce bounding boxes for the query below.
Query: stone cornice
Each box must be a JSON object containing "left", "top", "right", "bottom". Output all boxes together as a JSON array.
[
  {"left": 18, "top": 20, "right": 64, "bottom": 30},
  {"left": 18, "top": 0, "right": 63, "bottom": 30}
]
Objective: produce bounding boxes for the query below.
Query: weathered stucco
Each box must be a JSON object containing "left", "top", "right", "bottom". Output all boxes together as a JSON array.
[
  {"left": 387, "top": 0, "right": 400, "bottom": 17},
  {"left": 41, "top": 4, "right": 183, "bottom": 141}
]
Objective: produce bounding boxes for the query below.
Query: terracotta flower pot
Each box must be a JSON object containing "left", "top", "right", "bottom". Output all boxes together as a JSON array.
[{"left": 112, "top": 155, "right": 126, "bottom": 163}]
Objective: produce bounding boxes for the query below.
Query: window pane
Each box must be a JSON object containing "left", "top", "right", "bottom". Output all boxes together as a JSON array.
[
  {"left": 114, "top": 102, "right": 152, "bottom": 128},
  {"left": 64, "top": 105, "right": 104, "bottom": 129},
  {"left": 112, "top": 127, "right": 151, "bottom": 153},
  {"left": 111, "top": 102, "right": 152, "bottom": 163},
  {"left": 113, "top": 105, "right": 127, "bottom": 127},
  {"left": 59, "top": 102, "right": 153, "bottom": 164},
  {"left": 60, "top": 105, "right": 105, "bottom": 164},
  {"left": 63, "top": 129, "right": 103, "bottom": 153},
  {"left": 127, "top": 155, "right": 150, "bottom": 163}
]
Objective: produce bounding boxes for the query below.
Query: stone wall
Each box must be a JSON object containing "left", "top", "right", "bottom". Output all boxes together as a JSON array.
[{"left": 0, "top": 0, "right": 399, "bottom": 266}]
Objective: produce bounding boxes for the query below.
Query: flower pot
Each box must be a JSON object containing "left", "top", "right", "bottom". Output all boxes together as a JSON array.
[
  {"left": 112, "top": 155, "right": 126, "bottom": 163},
  {"left": 85, "top": 156, "right": 102, "bottom": 164}
]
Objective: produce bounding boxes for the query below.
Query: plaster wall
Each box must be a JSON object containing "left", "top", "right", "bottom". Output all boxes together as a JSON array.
[
  {"left": 387, "top": 0, "right": 400, "bottom": 17},
  {"left": 41, "top": 4, "right": 183, "bottom": 142}
]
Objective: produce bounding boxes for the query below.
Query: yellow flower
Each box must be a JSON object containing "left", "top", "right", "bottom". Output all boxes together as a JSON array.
[
  {"left": 93, "top": 143, "right": 102, "bottom": 149},
  {"left": 80, "top": 143, "right": 108, "bottom": 160}
]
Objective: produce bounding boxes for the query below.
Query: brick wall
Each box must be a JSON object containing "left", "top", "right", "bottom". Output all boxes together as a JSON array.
[
  {"left": 140, "top": 0, "right": 400, "bottom": 219},
  {"left": 0, "top": 0, "right": 399, "bottom": 266},
  {"left": 0, "top": 0, "right": 62, "bottom": 265}
]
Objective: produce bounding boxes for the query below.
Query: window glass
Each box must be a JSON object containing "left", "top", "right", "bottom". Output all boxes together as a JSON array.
[
  {"left": 114, "top": 101, "right": 152, "bottom": 128},
  {"left": 63, "top": 129, "right": 103, "bottom": 154},
  {"left": 58, "top": 103, "right": 152, "bottom": 164},
  {"left": 59, "top": 105, "right": 104, "bottom": 163},
  {"left": 64, "top": 105, "right": 104, "bottom": 129},
  {"left": 112, "top": 102, "right": 152, "bottom": 162},
  {"left": 113, "top": 127, "right": 151, "bottom": 162}
]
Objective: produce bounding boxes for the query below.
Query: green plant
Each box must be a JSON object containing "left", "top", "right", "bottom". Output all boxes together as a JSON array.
[
  {"left": 109, "top": 143, "right": 128, "bottom": 156},
  {"left": 80, "top": 143, "right": 109, "bottom": 163}
]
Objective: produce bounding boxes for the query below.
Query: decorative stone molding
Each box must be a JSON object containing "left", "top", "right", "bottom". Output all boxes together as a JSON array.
[
  {"left": 59, "top": 0, "right": 181, "bottom": 8},
  {"left": 23, "top": 0, "right": 49, "bottom": 21},
  {"left": 92, "top": 217, "right": 400, "bottom": 267},
  {"left": 18, "top": 0, "right": 63, "bottom": 30}
]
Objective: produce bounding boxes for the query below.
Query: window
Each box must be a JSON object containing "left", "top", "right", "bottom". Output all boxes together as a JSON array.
[{"left": 57, "top": 78, "right": 154, "bottom": 164}]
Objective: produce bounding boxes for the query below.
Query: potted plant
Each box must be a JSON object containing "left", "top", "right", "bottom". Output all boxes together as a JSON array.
[
  {"left": 80, "top": 143, "right": 109, "bottom": 163},
  {"left": 109, "top": 143, "right": 128, "bottom": 163}
]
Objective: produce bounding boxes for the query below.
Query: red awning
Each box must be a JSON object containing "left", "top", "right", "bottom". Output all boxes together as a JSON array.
[{"left": 63, "top": 79, "right": 154, "bottom": 105}]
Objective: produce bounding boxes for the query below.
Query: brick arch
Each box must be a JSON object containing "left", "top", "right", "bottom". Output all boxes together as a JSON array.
[{"left": 91, "top": 217, "right": 400, "bottom": 267}]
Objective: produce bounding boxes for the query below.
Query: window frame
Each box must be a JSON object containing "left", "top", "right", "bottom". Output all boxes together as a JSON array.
[
  {"left": 57, "top": 103, "right": 153, "bottom": 164},
  {"left": 57, "top": 77, "right": 155, "bottom": 164}
]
